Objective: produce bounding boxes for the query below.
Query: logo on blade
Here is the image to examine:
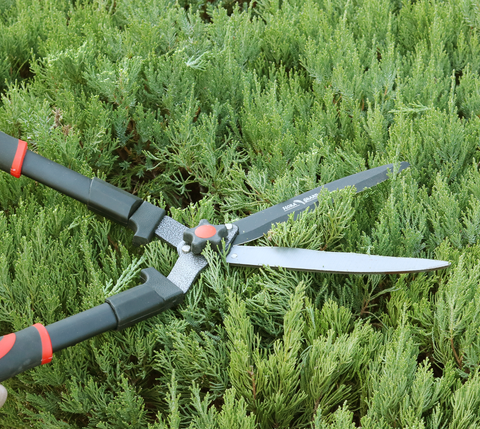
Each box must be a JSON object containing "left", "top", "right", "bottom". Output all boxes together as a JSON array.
[{"left": 282, "top": 193, "right": 318, "bottom": 212}]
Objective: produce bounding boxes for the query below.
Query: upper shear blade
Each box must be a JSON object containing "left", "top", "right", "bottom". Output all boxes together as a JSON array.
[{"left": 232, "top": 162, "right": 409, "bottom": 245}]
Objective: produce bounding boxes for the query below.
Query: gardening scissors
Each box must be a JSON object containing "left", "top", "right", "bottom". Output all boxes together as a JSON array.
[{"left": 0, "top": 131, "right": 450, "bottom": 382}]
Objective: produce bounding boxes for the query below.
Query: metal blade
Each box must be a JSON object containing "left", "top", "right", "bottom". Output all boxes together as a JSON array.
[
  {"left": 225, "top": 245, "right": 450, "bottom": 274},
  {"left": 232, "top": 162, "right": 409, "bottom": 245}
]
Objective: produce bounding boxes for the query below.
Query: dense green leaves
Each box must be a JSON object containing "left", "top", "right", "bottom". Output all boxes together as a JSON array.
[{"left": 1, "top": 0, "right": 480, "bottom": 427}]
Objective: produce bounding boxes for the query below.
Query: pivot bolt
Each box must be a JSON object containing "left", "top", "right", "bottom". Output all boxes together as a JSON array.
[{"left": 183, "top": 220, "right": 228, "bottom": 255}]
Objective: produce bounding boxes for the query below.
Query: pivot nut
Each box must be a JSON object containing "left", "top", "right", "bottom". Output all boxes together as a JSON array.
[{"left": 183, "top": 220, "right": 228, "bottom": 255}]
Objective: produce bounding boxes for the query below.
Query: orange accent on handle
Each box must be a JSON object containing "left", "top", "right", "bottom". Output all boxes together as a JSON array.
[
  {"left": 0, "top": 334, "right": 16, "bottom": 360},
  {"left": 10, "top": 139, "right": 28, "bottom": 178},
  {"left": 32, "top": 324, "right": 52, "bottom": 365}
]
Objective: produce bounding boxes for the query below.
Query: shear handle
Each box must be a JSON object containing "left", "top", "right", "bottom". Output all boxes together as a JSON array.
[
  {"left": 0, "top": 131, "right": 164, "bottom": 245},
  {"left": 0, "top": 268, "right": 184, "bottom": 382}
]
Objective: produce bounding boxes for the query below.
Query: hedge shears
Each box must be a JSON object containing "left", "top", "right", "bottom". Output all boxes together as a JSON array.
[{"left": 0, "top": 131, "right": 450, "bottom": 381}]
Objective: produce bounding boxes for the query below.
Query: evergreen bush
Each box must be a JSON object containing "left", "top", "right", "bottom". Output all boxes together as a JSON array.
[{"left": 1, "top": 0, "right": 480, "bottom": 427}]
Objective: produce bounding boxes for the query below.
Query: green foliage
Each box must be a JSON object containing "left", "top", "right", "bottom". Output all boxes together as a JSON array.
[
  {"left": 1, "top": 0, "right": 480, "bottom": 427},
  {"left": 225, "top": 285, "right": 307, "bottom": 428},
  {"left": 363, "top": 322, "right": 455, "bottom": 427}
]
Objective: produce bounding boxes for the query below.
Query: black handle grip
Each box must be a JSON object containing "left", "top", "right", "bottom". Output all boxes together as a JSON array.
[
  {"left": 0, "top": 324, "right": 53, "bottom": 382},
  {"left": 0, "top": 268, "right": 184, "bottom": 382},
  {"left": 106, "top": 267, "right": 184, "bottom": 330},
  {"left": 0, "top": 304, "right": 118, "bottom": 382},
  {"left": 0, "top": 131, "right": 164, "bottom": 245}
]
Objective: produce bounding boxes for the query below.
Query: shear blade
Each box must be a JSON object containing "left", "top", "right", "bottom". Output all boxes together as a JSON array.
[
  {"left": 232, "top": 162, "right": 410, "bottom": 245},
  {"left": 226, "top": 246, "right": 450, "bottom": 274}
]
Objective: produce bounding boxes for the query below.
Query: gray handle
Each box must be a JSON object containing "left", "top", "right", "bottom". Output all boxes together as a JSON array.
[
  {"left": 0, "top": 268, "right": 184, "bottom": 382},
  {"left": 0, "top": 130, "right": 164, "bottom": 245}
]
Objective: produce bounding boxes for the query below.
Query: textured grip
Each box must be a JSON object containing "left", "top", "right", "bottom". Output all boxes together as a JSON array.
[{"left": 0, "top": 324, "right": 52, "bottom": 382}]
